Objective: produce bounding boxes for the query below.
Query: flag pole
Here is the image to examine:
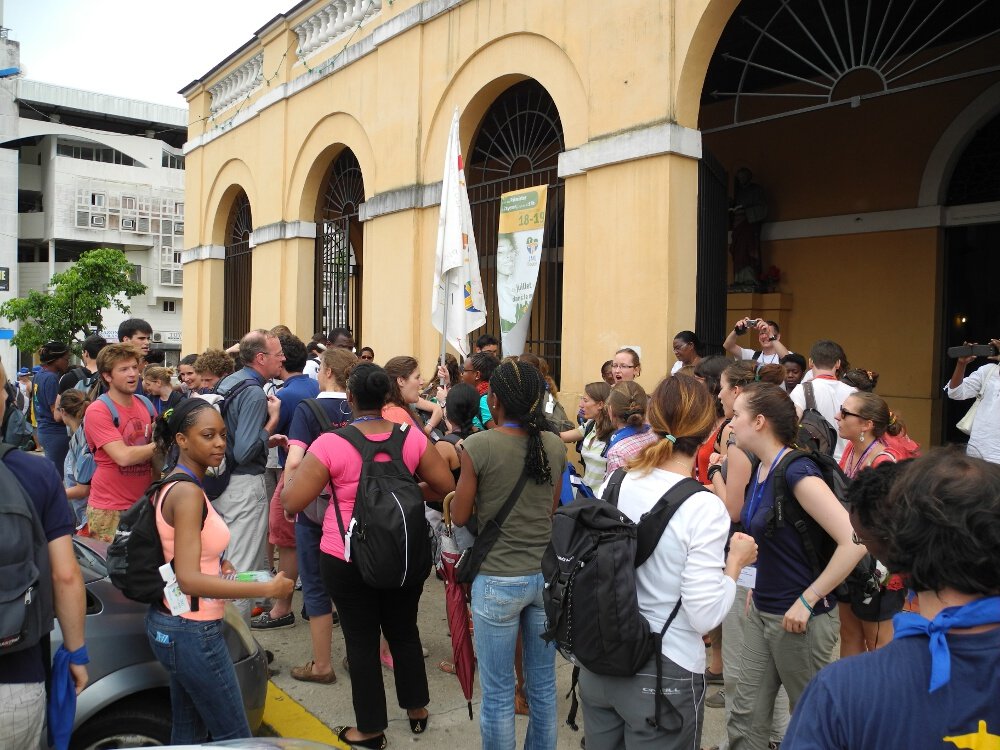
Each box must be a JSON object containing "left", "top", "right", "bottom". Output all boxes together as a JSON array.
[{"left": 439, "top": 265, "right": 449, "bottom": 368}]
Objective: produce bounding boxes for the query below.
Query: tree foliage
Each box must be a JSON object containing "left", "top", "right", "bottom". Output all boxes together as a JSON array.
[{"left": 0, "top": 248, "right": 147, "bottom": 353}]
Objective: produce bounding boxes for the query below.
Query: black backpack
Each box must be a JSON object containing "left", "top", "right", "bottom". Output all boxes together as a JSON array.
[
  {"left": 796, "top": 381, "right": 837, "bottom": 456},
  {"left": 0, "top": 445, "right": 54, "bottom": 654},
  {"left": 332, "top": 423, "right": 431, "bottom": 589},
  {"left": 107, "top": 473, "right": 205, "bottom": 607},
  {"left": 757, "top": 449, "right": 873, "bottom": 598},
  {"left": 542, "top": 469, "right": 704, "bottom": 731},
  {"left": 199, "top": 378, "right": 257, "bottom": 499}
]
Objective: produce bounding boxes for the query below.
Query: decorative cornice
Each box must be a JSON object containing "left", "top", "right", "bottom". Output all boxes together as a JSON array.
[
  {"left": 250, "top": 220, "right": 317, "bottom": 246},
  {"left": 185, "top": 0, "right": 473, "bottom": 154},
  {"left": 208, "top": 53, "right": 264, "bottom": 116},
  {"left": 558, "top": 122, "right": 702, "bottom": 178},
  {"left": 359, "top": 182, "right": 443, "bottom": 220},
  {"left": 181, "top": 245, "right": 225, "bottom": 264}
]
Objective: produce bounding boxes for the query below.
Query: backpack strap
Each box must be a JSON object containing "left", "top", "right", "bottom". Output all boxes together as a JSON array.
[
  {"left": 649, "top": 598, "right": 685, "bottom": 731},
  {"left": 751, "top": 350, "right": 761, "bottom": 361},
  {"left": 215, "top": 378, "right": 256, "bottom": 416},
  {"left": 635, "top": 478, "right": 705, "bottom": 567},
  {"left": 601, "top": 467, "right": 628, "bottom": 506},
  {"left": 154, "top": 472, "right": 207, "bottom": 611},
  {"left": 97, "top": 393, "right": 121, "bottom": 427},
  {"left": 134, "top": 394, "right": 156, "bottom": 420},
  {"left": 767, "top": 449, "right": 826, "bottom": 578},
  {"left": 304, "top": 399, "right": 334, "bottom": 434},
  {"left": 803, "top": 381, "right": 818, "bottom": 412}
]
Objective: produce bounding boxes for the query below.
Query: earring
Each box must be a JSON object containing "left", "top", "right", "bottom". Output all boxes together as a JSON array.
[{"left": 859, "top": 433, "right": 865, "bottom": 443}]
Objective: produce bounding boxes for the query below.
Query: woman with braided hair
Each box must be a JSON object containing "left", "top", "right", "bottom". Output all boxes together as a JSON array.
[{"left": 451, "top": 360, "right": 567, "bottom": 750}]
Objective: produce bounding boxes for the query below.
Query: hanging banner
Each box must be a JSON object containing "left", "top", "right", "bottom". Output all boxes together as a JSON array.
[{"left": 496, "top": 186, "right": 547, "bottom": 356}]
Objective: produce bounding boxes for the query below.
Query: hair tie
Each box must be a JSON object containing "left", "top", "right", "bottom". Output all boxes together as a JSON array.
[
  {"left": 663, "top": 434, "right": 676, "bottom": 444},
  {"left": 888, "top": 412, "right": 897, "bottom": 426}
]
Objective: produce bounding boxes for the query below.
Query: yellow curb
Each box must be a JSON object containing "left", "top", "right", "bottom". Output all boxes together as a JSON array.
[{"left": 263, "top": 680, "right": 349, "bottom": 748}]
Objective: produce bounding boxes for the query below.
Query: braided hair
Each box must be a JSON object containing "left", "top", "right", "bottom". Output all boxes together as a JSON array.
[
  {"left": 153, "top": 397, "right": 215, "bottom": 456},
  {"left": 489, "top": 361, "right": 552, "bottom": 485}
]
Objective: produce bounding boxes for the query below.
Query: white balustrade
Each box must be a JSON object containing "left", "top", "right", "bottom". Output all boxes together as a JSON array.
[
  {"left": 293, "top": 0, "right": 382, "bottom": 62},
  {"left": 208, "top": 53, "right": 264, "bottom": 115}
]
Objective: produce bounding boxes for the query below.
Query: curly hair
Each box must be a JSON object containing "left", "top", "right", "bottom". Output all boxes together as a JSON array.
[
  {"left": 630, "top": 375, "right": 716, "bottom": 475},
  {"left": 885, "top": 449, "right": 1000, "bottom": 596},
  {"left": 489, "top": 361, "right": 552, "bottom": 485},
  {"left": 194, "top": 348, "right": 235, "bottom": 378},
  {"left": 846, "top": 460, "right": 905, "bottom": 542}
]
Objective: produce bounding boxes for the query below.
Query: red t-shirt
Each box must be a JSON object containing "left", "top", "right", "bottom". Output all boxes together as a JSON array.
[{"left": 84, "top": 396, "right": 154, "bottom": 510}]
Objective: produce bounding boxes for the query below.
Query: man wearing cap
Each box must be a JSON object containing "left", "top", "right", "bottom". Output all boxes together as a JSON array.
[
  {"left": 33, "top": 342, "right": 71, "bottom": 470},
  {"left": 16, "top": 368, "right": 32, "bottom": 416}
]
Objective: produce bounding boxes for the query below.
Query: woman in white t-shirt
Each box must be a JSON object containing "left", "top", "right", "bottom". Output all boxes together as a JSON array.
[
  {"left": 580, "top": 374, "right": 758, "bottom": 750},
  {"left": 559, "top": 381, "right": 612, "bottom": 494}
]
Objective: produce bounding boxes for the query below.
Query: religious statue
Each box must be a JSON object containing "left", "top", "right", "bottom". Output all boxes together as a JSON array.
[{"left": 728, "top": 167, "right": 768, "bottom": 290}]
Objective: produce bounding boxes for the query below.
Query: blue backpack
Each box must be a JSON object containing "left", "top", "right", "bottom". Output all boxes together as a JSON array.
[{"left": 79, "top": 394, "right": 156, "bottom": 482}]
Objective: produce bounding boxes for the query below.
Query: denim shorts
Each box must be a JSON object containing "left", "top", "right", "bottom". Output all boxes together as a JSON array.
[{"left": 296, "top": 515, "right": 332, "bottom": 617}]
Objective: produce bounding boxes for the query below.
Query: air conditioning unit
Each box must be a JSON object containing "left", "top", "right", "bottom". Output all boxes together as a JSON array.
[
  {"left": 174, "top": 221, "right": 184, "bottom": 235},
  {"left": 90, "top": 215, "right": 106, "bottom": 227},
  {"left": 152, "top": 332, "right": 164, "bottom": 343},
  {"left": 121, "top": 218, "right": 136, "bottom": 230}
]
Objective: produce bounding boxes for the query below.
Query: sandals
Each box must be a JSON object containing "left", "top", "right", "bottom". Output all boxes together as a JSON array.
[
  {"left": 333, "top": 726, "right": 387, "bottom": 750},
  {"left": 408, "top": 709, "right": 429, "bottom": 734}
]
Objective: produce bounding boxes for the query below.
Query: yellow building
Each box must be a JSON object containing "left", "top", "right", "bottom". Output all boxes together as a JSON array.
[{"left": 181, "top": 0, "right": 1000, "bottom": 447}]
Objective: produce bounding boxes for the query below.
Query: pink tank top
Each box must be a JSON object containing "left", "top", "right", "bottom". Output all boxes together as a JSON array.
[{"left": 155, "top": 481, "right": 231, "bottom": 621}]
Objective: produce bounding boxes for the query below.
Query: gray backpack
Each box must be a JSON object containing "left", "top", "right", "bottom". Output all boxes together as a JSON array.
[{"left": 0, "top": 445, "right": 54, "bottom": 654}]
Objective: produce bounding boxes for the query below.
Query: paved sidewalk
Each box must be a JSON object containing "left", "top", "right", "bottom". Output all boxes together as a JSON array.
[{"left": 254, "top": 579, "right": 728, "bottom": 748}]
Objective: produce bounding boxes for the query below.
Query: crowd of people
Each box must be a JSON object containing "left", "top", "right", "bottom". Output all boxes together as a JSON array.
[{"left": 2, "top": 316, "right": 998, "bottom": 750}]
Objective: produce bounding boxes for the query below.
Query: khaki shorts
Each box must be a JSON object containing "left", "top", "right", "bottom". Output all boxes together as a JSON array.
[{"left": 87, "top": 506, "right": 122, "bottom": 543}]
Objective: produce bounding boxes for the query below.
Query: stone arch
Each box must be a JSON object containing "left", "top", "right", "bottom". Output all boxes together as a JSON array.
[
  {"left": 420, "top": 33, "right": 587, "bottom": 181},
  {"left": 919, "top": 80, "right": 1000, "bottom": 207},
  {"left": 674, "top": 0, "right": 741, "bottom": 128},
  {"left": 203, "top": 158, "right": 258, "bottom": 245},
  {"left": 285, "top": 112, "right": 374, "bottom": 220}
]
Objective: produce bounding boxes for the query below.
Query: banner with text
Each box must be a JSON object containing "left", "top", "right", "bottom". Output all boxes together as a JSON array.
[{"left": 497, "top": 186, "right": 547, "bottom": 356}]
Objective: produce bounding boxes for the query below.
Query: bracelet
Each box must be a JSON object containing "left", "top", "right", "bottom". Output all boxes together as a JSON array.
[
  {"left": 708, "top": 464, "right": 723, "bottom": 480},
  {"left": 810, "top": 585, "right": 829, "bottom": 608},
  {"left": 798, "top": 594, "right": 814, "bottom": 616},
  {"left": 734, "top": 324, "right": 747, "bottom": 335}
]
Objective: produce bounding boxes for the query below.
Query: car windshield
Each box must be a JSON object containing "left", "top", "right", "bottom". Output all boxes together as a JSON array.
[{"left": 74, "top": 538, "right": 108, "bottom": 584}]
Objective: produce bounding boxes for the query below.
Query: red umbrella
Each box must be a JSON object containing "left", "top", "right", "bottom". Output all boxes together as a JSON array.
[{"left": 440, "top": 492, "right": 476, "bottom": 719}]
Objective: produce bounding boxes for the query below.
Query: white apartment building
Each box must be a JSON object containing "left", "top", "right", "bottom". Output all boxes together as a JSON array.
[{"left": 0, "top": 24, "right": 187, "bottom": 372}]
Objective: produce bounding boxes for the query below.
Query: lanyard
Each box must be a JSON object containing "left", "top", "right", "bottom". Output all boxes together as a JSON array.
[
  {"left": 173, "top": 463, "right": 203, "bottom": 487},
  {"left": 745, "top": 448, "right": 787, "bottom": 525}
]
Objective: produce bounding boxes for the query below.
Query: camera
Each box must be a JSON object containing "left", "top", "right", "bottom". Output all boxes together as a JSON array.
[
  {"left": 746, "top": 319, "right": 761, "bottom": 327},
  {"left": 948, "top": 344, "right": 999, "bottom": 358}
]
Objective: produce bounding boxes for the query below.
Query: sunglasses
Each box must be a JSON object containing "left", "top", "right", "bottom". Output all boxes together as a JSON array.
[{"left": 839, "top": 407, "right": 863, "bottom": 420}]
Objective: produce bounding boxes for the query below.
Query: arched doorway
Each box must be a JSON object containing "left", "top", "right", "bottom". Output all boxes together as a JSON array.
[
  {"left": 223, "top": 191, "right": 252, "bottom": 349},
  {"left": 467, "top": 80, "right": 565, "bottom": 382},
  {"left": 315, "top": 149, "right": 365, "bottom": 345},
  {"left": 941, "top": 109, "right": 1000, "bottom": 443}
]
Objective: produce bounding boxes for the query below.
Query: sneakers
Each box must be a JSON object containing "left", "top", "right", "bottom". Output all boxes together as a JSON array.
[
  {"left": 706, "top": 688, "right": 726, "bottom": 708},
  {"left": 251, "top": 611, "right": 296, "bottom": 630},
  {"left": 705, "top": 667, "right": 724, "bottom": 684}
]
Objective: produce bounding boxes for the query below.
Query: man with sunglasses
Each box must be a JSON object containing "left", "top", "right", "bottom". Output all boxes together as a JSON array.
[{"left": 788, "top": 339, "right": 856, "bottom": 461}]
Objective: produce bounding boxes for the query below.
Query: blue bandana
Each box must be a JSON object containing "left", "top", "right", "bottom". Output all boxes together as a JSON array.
[{"left": 892, "top": 595, "right": 1000, "bottom": 692}]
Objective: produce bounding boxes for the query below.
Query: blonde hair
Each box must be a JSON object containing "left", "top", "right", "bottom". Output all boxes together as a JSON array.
[
  {"left": 321, "top": 347, "right": 357, "bottom": 389},
  {"left": 629, "top": 374, "right": 716, "bottom": 475},
  {"left": 142, "top": 366, "right": 173, "bottom": 385}
]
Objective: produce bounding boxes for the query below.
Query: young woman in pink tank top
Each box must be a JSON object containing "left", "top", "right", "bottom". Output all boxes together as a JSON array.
[{"left": 147, "top": 398, "right": 294, "bottom": 744}]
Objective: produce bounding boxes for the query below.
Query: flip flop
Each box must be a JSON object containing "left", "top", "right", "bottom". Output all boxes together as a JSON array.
[{"left": 438, "top": 660, "right": 456, "bottom": 674}]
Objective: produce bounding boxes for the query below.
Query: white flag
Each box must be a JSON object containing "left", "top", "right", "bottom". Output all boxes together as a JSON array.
[{"left": 431, "top": 108, "right": 487, "bottom": 358}]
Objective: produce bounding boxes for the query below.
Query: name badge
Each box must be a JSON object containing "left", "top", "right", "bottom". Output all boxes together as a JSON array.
[{"left": 737, "top": 565, "right": 757, "bottom": 589}]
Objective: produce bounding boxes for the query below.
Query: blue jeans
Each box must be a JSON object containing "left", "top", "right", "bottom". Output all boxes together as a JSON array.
[
  {"left": 471, "top": 573, "right": 557, "bottom": 750},
  {"left": 38, "top": 428, "right": 69, "bottom": 477},
  {"left": 145, "top": 607, "right": 251, "bottom": 743},
  {"left": 296, "top": 515, "right": 332, "bottom": 617}
]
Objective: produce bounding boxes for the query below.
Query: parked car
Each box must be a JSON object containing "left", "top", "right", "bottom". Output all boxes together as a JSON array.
[{"left": 51, "top": 536, "right": 269, "bottom": 749}]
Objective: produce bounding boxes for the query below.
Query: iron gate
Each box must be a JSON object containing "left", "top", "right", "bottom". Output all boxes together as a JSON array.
[
  {"left": 467, "top": 81, "right": 565, "bottom": 384},
  {"left": 223, "top": 192, "right": 252, "bottom": 349},
  {"left": 696, "top": 150, "right": 729, "bottom": 354},
  {"left": 316, "top": 149, "right": 364, "bottom": 343}
]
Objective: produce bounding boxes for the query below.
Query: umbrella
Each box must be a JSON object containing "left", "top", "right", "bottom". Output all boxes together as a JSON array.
[{"left": 440, "top": 492, "right": 476, "bottom": 719}]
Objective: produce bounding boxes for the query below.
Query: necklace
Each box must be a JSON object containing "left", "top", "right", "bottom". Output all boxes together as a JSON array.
[
  {"left": 352, "top": 415, "right": 383, "bottom": 424},
  {"left": 666, "top": 459, "right": 693, "bottom": 474}
]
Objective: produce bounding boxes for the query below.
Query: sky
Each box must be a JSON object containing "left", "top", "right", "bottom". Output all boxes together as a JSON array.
[{"left": 4, "top": 0, "right": 289, "bottom": 109}]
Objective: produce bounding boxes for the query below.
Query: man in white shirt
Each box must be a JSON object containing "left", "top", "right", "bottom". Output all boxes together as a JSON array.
[
  {"left": 723, "top": 318, "right": 789, "bottom": 368},
  {"left": 789, "top": 340, "right": 856, "bottom": 461},
  {"left": 945, "top": 340, "right": 1000, "bottom": 464}
]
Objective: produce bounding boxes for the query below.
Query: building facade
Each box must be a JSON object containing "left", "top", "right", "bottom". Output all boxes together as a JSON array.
[
  {"left": 180, "top": 0, "right": 1000, "bottom": 446},
  {"left": 0, "top": 26, "right": 188, "bottom": 370}
]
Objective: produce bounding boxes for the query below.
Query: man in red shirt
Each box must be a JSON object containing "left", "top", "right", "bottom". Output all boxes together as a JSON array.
[{"left": 84, "top": 343, "right": 156, "bottom": 542}]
